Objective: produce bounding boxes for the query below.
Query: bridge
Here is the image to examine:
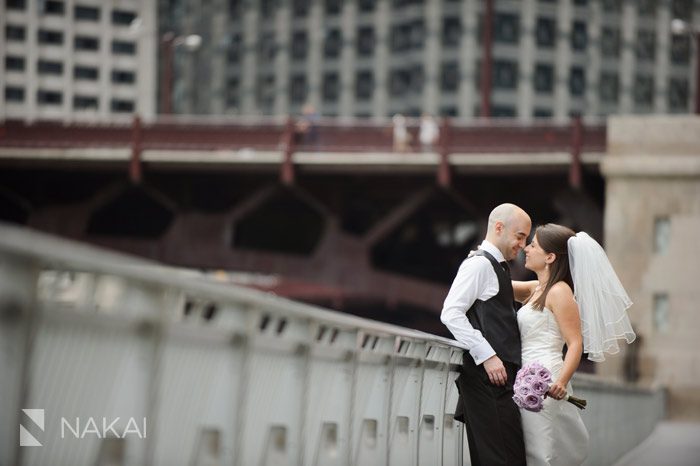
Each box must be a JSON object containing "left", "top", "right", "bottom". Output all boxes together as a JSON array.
[
  {"left": 0, "top": 117, "right": 606, "bottom": 335},
  {"left": 0, "top": 223, "right": 664, "bottom": 466}
]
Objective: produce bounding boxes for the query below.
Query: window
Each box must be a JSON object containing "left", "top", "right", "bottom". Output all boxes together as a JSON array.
[
  {"left": 536, "top": 18, "right": 555, "bottom": 48},
  {"left": 324, "top": 29, "right": 342, "bottom": 59},
  {"left": 292, "top": 0, "right": 309, "bottom": 17},
  {"left": 652, "top": 293, "right": 669, "bottom": 333},
  {"left": 409, "top": 20, "right": 424, "bottom": 49},
  {"left": 601, "top": 28, "right": 620, "bottom": 58},
  {"left": 74, "top": 95, "right": 98, "bottom": 109},
  {"left": 494, "top": 60, "right": 518, "bottom": 89},
  {"left": 671, "top": 0, "right": 692, "bottom": 20},
  {"left": 638, "top": 0, "right": 657, "bottom": 16},
  {"left": 260, "top": 0, "right": 276, "bottom": 16},
  {"left": 533, "top": 108, "right": 553, "bottom": 118},
  {"left": 38, "top": 60, "right": 63, "bottom": 75},
  {"left": 43, "top": 1, "right": 65, "bottom": 15},
  {"left": 291, "top": 31, "right": 308, "bottom": 60},
  {"left": 571, "top": 22, "right": 587, "bottom": 51},
  {"left": 355, "top": 70, "right": 373, "bottom": 100},
  {"left": 255, "top": 74, "right": 275, "bottom": 109},
  {"left": 6, "top": 0, "right": 26, "bottom": 10},
  {"left": 494, "top": 13, "right": 519, "bottom": 44},
  {"left": 441, "top": 62, "right": 459, "bottom": 92},
  {"left": 534, "top": 63, "right": 554, "bottom": 93},
  {"left": 38, "top": 29, "right": 64, "bottom": 45},
  {"left": 112, "top": 10, "right": 136, "bottom": 26},
  {"left": 325, "top": 0, "right": 343, "bottom": 15},
  {"left": 258, "top": 33, "right": 276, "bottom": 61},
  {"left": 37, "top": 90, "right": 63, "bottom": 105},
  {"left": 5, "top": 86, "right": 25, "bottom": 102},
  {"left": 6, "top": 25, "right": 26, "bottom": 42},
  {"left": 74, "top": 66, "right": 99, "bottom": 80},
  {"left": 227, "top": 34, "right": 243, "bottom": 63},
  {"left": 634, "top": 75, "right": 654, "bottom": 107},
  {"left": 653, "top": 216, "right": 671, "bottom": 253},
  {"left": 111, "top": 99, "right": 135, "bottom": 112},
  {"left": 390, "top": 68, "right": 410, "bottom": 96},
  {"left": 599, "top": 72, "right": 619, "bottom": 104},
  {"left": 5, "top": 56, "right": 25, "bottom": 71},
  {"left": 75, "top": 36, "right": 99, "bottom": 51},
  {"left": 357, "top": 27, "right": 375, "bottom": 56},
  {"left": 668, "top": 78, "right": 689, "bottom": 112},
  {"left": 391, "top": 24, "right": 409, "bottom": 52},
  {"left": 112, "top": 41, "right": 136, "bottom": 55},
  {"left": 442, "top": 17, "right": 461, "bottom": 47},
  {"left": 601, "top": 0, "right": 621, "bottom": 12},
  {"left": 227, "top": 77, "right": 240, "bottom": 108},
  {"left": 440, "top": 106, "right": 458, "bottom": 117},
  {"left": 112, "top": 70, "right": 135, "bottom": 84},
  {"left": 290, "top": 74, "right": 307, "bottom": 104},
  {"left": 636, "top": 30, "right": 656, "bottom": 62},
  {"left": 228, "top": 0, "right": 242, "bottom": 17},
  {"left": 670, "top": 35, "right": 689, "bottom": 65},
  {"left": 569, "top": 67, "right": 585, "bottom": 96},
  {"left": 322, "top": 72, "right": 339, "bottom": 102},
  {"left": 492, "top": 105, "right": 516, "bottom": 117},
  {"left": 75, "top": 5, "right": 100, "bottom": 21},
  {"left": 358, "top": 0, "right": 375, "bottom": 13}
]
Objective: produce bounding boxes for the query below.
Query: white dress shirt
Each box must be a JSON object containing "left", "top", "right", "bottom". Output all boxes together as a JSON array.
[{"left": 440, "top": 240, "right": 504, "bottom": 365}]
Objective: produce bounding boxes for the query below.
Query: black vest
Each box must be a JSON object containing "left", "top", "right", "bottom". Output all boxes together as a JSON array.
[{"left": 466, "top": 250, "right": 522, "bottom": 365}]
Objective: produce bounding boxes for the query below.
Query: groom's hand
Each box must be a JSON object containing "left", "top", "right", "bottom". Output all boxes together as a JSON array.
[{"left": 483, "top": 355, "right": 507, "bottom": 386}]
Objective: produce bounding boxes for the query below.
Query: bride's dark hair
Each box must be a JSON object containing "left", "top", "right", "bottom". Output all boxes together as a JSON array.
[{"left": 531, "top": 223, "right": 576, "bottom": 310}]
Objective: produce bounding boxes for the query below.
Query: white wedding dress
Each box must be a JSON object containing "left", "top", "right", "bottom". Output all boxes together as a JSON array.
[{"left": 517, "top": 303, "right": 589, "bottom": 466}]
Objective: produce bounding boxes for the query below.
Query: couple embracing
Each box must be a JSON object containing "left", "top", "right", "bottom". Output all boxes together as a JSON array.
[{"left": 441, "top": 203, "right": 636, "bottom": 466}]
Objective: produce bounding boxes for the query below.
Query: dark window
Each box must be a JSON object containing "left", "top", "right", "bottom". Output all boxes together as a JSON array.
[
  {"left": 536, "top": 18, "right": 555, "bottom": 48},
  {"left": 358, "top": 0, "right": 375, "bottom": 13},
  {"left": 409, "top": 65, "right": 424, "bottom": 92},
  {"left": 322, "top": 72, "right": 340, "bottom": 102},
  {"left": 74, "top": 95, "right": 98, "bottom": 109},
  {"left": 442, "top": 17, "right": 461, "bottom": 47},
  {"left": 291, "top": 31, "right": 308, "bottom": 60},
  {"left": 324, "top": 29, "right": 342, "bottom": 59},
  {"left": 75, "top": 35, "right": 99, "bottom": 51},
  {"left": 75, "top": 5, "right": 100, "bottom": 21},
  {"left": 290, "top": 74, "right": 307, "bottom": 104},
  {"left": 112, "top": 70, "right": 135, "bottom": 84},
  {"left": 255, "top": 74, "right": 275, "bottom": 109},
  {"left": 391, "top": 24, "right": 409, "bottom": 52},
  {"left": 493, "top": 60, "right": 518, "bottom": 89},
  {"left": 260, "top": 0, "right": 276, "bottom": 16},
  {"left": 494, "top": 13, "right": 519, "bottom": 44},
  {"left": 636, "top": 30, "right": 656, "bottom": 62},
  {"left": 227, "top": 77, "right": 240, "bottom": 108},
  {"left": 571, "top": 22, "right": 587, "bottom": 51},
  {"left": 634, "top": 75, "right": 654, "bottom": 107},
  {"left": 112, "top": 41, "right": 136, "bottom": 55},
  {"left": 111, "top": 99, "right": 135, "bottom": 112},
  {"left": 638, "top": 0, "right": 657, "bottom": 16},
  {"left": 228, "top": 0, "right": 242, "bottom": 17},
  {"left": 492, "top": 105, "right": 516, "bottom": 117},
  {"left": 670, "top": 35, "right": 690, "bottom": 65},
  {"left": 38, "top": 60, "right": 63, "bottom": 75},
  {"left": 601, "top": 28, "right": 620, "bottom": 58},
  {"left": 599, "top": 72, "right": 619, "bottom": 104},
  {"left": 38, "top": 29, "right": 64, "bottom": 45},
  {"left": 227, "top": 34, "right": 243, "bottom": 63},
  {"left": 390, "top": 68, "right": 410, "bottom": 96},
  {"left": 43, "top": 1, "right": 65, "bottom": 15},
  {"left": 569, "top": 67, "right": 585, "bottom": 96},
  {"left": 441, "top": 62, "right": 459, "bottom": 92},
  {"left": 325, "top": 0, "right": 343, "bottom": 15},
  {"left": 601, "top": 0, "right": 621, "bottom": 12},
  {"left": 440, "top": 106, "right": 458, "bottom": 117},
  {"left": 410, "top": 20, "right": 425, "bottom": 49},
  {"left": 534, "top": 63, "right": 554, "bottom": 93},
  {"left": 357, "top": 26, "right": 375, "bottom": 56},
  {"left": 6, "top": 0, "right": 26, "bottom": 10},
  {"left": 5, "top": 55, "right": 25, "bottom": 71},
  {"left": 668, "top": 78, "right": 688, "bottom": 111},
  {"left": 5, "top": 86, "right": 25, "bottom": 102},
  {"left": 74, "top": 66, "right": 99, "bottom": 80},
  {"left": 37, "top": 90, "right": 63, "bottom": 105},
  {"left": 533, "top": 108, "right": 553, "bottom": 118},
  {"left": 292, "top": 0, "right": 309, "bottom": 17},
  {"left": 6, "top": 25, "right": 25, "bottom": 41},
  {"left": 356, "top": 70, "right": 373, "bottom": 100},
  {"left": 671, "top": 0, "right": 692, "bottom": 21},
  {"left": 112, "top": 10, "right": 136, "bottom": 26},
  {"left": 258, "top": 33, "right": 276, "bottom": 61},
  {"left": 573, "top": 0, "right": 588, "bottom": 5}
]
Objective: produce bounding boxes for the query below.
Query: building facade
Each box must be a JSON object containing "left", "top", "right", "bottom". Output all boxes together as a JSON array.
[
  {"left": 161, "top": 0, "right": 699, "bottom": 120},
  {"left": 1, "top": 0, "right": 157, "bottom": 122}
]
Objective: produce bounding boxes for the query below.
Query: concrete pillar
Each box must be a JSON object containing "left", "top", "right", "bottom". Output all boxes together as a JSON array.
[
  {"left": 619, "top": 1, "right": 637, "bottom": 114},
  {"left": 554, "top": 0, "right": 572, "bottom": 122},
  {"left": 422, "top": 0, "right": 441, "bottom": 114},
  {"left": 240, "top": 4, "right": 259, "bottom": 114},
  {"left": 584, "top": 0, "right": 602, "bottom": 118},
  {"left": 372, "top": 0, "right": 390, "bottom": 119},
  {"left": 517, "top": 0, "right": 537, "bottom": 122},
  {"left": 339, "top": 0, "right": 357, "bottom": 117},
  {"left": 458, "top": 0, "right": 478, "bottom": 119}
]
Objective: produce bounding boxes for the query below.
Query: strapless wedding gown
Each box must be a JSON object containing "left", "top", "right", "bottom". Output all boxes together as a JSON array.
[{"left": 517, "top": 303, "right": 589, "bottom": 466}]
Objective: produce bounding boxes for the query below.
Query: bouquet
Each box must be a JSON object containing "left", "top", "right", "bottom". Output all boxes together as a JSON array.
[{"left": 512, "top": 362, "right": 587, "bottom": 412}]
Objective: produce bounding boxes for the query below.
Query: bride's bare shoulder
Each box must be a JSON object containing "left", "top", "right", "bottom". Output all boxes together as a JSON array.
[{"left": 546, "top": 281, "right": 576, "bottom": 311}]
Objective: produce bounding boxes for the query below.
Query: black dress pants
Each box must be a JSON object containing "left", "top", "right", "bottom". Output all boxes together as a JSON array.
[{"left": 455, "top": 354, "right": 526, "bottom": 466}]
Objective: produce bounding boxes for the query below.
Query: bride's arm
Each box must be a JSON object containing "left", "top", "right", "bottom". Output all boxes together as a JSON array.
[
  {"left": 546, "top": 282, "right": 584, "bottom": 399},
  {"left": 512, "top": 280, "right": 538, "bottom": 303}
]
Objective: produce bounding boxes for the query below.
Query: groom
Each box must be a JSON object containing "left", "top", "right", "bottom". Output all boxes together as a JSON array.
[{"left": 441, "top": 203, "right": 531, "bottom": 466}]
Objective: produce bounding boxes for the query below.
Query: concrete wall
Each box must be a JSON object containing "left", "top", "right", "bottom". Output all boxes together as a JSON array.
[{"left": 601, "top": 115, "right": 700, "bottom": 419}]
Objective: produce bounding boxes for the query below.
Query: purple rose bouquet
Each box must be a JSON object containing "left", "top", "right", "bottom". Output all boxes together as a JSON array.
[{"left": 512, "top": 362, "right": 587, "bottom": 412}]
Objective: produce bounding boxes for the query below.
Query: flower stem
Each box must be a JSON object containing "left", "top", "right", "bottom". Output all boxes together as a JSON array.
[{"left": 565, "top": 395, "right": 587, "bottom": 410}]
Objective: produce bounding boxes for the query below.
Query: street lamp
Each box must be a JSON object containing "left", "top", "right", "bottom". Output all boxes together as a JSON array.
[
  {"left": 671, "top": 18, "right": 700, "bottom": 115},
  {"left": 160, "top": 32, "right": 202, "bottom": 115}
]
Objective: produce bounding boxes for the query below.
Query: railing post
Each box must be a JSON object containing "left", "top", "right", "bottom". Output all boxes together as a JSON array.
[
  {"left": 437, "top": 117, "right": 452, "bottom": 188},
  {"left": 130, "top": 114, "right": 143, "bottom": 184},
  {"left": 281, "top": 117, "right": 296, "bottom": 185},
  {"left": 569, "top": 115, "right": 582, "bottom": 190}
]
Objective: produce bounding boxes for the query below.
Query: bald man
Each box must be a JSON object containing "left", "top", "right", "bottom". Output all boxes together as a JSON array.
[{"left": 441, "top": 203, "right": 531, "bottom": 466}]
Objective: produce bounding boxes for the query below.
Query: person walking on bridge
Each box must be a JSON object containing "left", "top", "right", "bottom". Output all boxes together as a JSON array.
[{"left": 441, "top": 203, "right": 531, "bottom": 466}]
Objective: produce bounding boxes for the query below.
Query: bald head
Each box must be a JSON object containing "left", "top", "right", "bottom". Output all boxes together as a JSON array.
[{"left": 486, "top": 203, "right": 532, "bottom": 260}]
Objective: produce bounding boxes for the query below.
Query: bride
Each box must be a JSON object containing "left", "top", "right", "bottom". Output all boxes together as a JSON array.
[{"left": 513, "top": 223, "right": 635, "bottom": 466}]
